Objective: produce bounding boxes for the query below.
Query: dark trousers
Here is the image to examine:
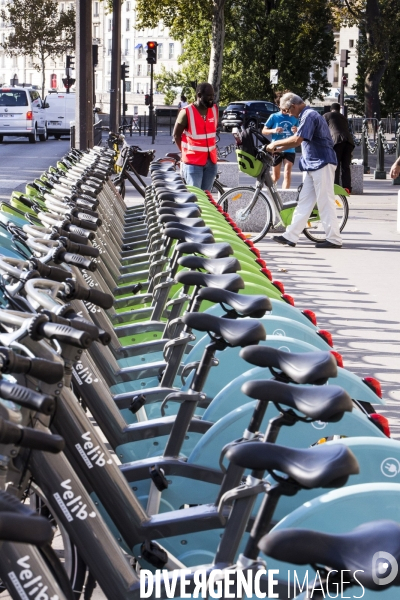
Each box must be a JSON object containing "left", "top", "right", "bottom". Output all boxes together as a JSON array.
[{"left": 334, "top": 141, "right": 354, "bottom": 191}]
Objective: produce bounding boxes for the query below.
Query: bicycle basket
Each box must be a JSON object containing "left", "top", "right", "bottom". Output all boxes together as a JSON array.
[
  {"left": 236, "top": 149, "right": 264, "bottom": 177},
  {"left": 129, "top": 149, "right": 155, "bottom": 176}
]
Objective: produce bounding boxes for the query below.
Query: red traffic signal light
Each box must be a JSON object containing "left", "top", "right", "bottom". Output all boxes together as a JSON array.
[
  {"left": 146, "top": 41, "right": 157, "bottom": 65},
  {"left": 342, "top": 74, "right": 348, "bottom": 86},
  {"left": 62, "top": 77, "right": 75, "bottom": 89},
  {"left": 145, "top": 94, "right": 151, "bottom": 106}
]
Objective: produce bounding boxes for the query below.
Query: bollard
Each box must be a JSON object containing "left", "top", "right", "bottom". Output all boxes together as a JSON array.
[
  {"left": 398, "top": 191, "right": 400, "bottom": 232},
  {"left": 361, "top": 121, "right": 370, "bottom": 174},
  {"left": 393, "top": 124, "right": 400, "bottom": 186},
  {"left": 374, "top": 122, "right": 386, "bottom": 179}
]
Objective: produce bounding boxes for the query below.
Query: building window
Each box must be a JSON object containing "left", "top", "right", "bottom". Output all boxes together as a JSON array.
[
  {"left": 169, "top": 43, "right": 174, "bottom": 59},
  {"left": 349, "top": 39, "right": 354, "bottom": 48},
  {"left": 333, "top": 63, "right": 339, "bottom": 83},
  {"left": 157, "top": 43, "right": 163, "bottom": 59},
  {"left": 107, "top": 80, "right": 111, "bottom": 91},
  {"left": 93, "top": 25, "right": 99, "bottom": 38},
  {"left": 138, "top": 45, "right": 143, "bottom": 58},
  {"left": 136, "top": 83, "right": 140, "bottom": 93},
  {"left": 60, "top": 3, "right": 65, "bottom": 11},
  {"left": 147, "top": 64, "right": 151, "bottom": 76},
  {"left": 108, "top": 19, "right": 112, "bottom": 32},
  {"left": 126, "top": 1, "right": 130, "bottom": 10},
  {"left": 335, "top": 41, "right": 339, "bottom": 54},
  {"left": 93, "top": 2, "right": 99, "bottom": 16},
  {"left": 95, "top": 73, "right": 98, "bottom": 90},
  {"left": 125, "top": 39, "right": 130, "bottom": 55},
  {"left": 146, "top": 82, "right": 149, "bottom": 93},
  {"left": 137, "top": 64, "right": 142, "bottom": 76},
  {"left": 125, "top": 81, "right": 131, "bottom": 92},
  {"left": 126, "top": 19, "right": 130, "bottom": 31},
  {"left": 107, "top": 61, "right": 111, "bottom": 75}
]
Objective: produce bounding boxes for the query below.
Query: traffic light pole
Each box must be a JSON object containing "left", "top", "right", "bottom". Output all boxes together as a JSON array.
[
  {"left": 110, "top": 0, "right": 121, "bottom": 134},
  {"left": 147, "top": 63, "right": 155, "bottom": 143},
  {"left": 75, "top": 0, "right": 93, "bottom": 149},
  {"left": 121, "top": 63, "right": 126, "bottom": 118}
]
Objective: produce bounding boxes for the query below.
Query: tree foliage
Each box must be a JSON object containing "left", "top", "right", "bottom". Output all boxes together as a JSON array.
[
  {"left": 330, "top": 0, "right": 400, "bottom": 117},
  {"left": 0, "top": 0, "right": 75, "bottom": 99}
]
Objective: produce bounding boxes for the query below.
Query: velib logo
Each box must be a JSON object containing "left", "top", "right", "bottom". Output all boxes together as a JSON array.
[
  {"left": 73, "top": 361, "right": 99, "bottom": 385},
  {"left": 372, "top": 551, "right": 398, "bottom": 586},
  {"left": 53, "top": 479, "right": 96, "bottom": 522},
  {"left": 8, "top": 555, "right": 59, "bottom": 600},
  {"left": 75, "top": 431, "right": 113, "bottom": 469}
]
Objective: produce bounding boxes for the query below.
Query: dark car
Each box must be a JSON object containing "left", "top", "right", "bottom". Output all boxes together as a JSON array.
[{"left": 221, "top": 100, "right": 280, "bottom": 132}]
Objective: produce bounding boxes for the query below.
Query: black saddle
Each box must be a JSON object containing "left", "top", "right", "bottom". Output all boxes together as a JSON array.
[
  {"left": 159, "top": 216, "right": 206, "bottom": 228},
  {"left": 160, "top": 201, "right": 199, "bottom": 212},
  {"left": 158, "top": 191, "right": 198, "bottom": 203},
  {"left": 242, "top": 379, "right": 352, "bottom": 422},
  {"left": 153, "top": 181, "right": 187, "bottom": 190},
  {"left": 164, "top": 228, "right": 215, "bottom": 244},
  {"left": 198, "top": 288, "right": 271, "bottom": 318},
  {"left": 176, "top": 241, "right": 233, "bottom": 259},
  {"left": 178, "top": 255, "right": 241, "bottom": 274},
  {"left": 176, "top": 271, "right": 244, "bottom": 292},
  {"left": 183, "top": 313, "right": 266, "bottom": 347},
  {"left": 240, "top": 346, "right": 337, "bottom": 385},
  {"left": 158, "top": 206, "right": 201, "bottom": 218},
  {"left": 260, "top": 521, "right": 400, "bottom": 591},
  {"left": 152, "top": 174, "right": 183, "bottom": 182},
  {"left": 227, "top": 441, "right": 359, "bottom": 489},
  {"left": 165, "top": 223, "right": 213, "bottom": 236}
]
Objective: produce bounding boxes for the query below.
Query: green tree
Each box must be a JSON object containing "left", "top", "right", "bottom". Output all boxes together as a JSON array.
[
  {"left": 330, "top": 0, "right": 400, "bottom": 117},
  {"left": 0, "top": 0, "right": 75, "bottom": 99}
]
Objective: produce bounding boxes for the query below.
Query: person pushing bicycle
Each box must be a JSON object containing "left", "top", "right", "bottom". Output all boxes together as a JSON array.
[{"left": 266, "top": 92, "right": 343, "bottom": 249}]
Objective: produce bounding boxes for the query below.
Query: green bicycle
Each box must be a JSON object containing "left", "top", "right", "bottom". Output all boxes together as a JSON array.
[{"left": 217, "top": 143, "right": 349, "bottom": 244}]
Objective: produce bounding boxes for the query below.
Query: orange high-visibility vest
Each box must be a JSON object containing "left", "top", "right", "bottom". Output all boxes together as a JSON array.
[{"left": 181, "top": 104, "right": 218, "bottom": 166}]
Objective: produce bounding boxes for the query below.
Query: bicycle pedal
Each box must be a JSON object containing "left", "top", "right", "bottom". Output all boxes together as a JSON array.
[{"left": 149, "top": 464, "right": 169, "bottom": 491}]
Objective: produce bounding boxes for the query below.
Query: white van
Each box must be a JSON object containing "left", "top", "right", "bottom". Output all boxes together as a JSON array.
[
  {"left": 0, "top": 86, "right": 47, "bottom": 143},
  {"left": 44, "top": 92, "right": 75, "bottom": 139}
]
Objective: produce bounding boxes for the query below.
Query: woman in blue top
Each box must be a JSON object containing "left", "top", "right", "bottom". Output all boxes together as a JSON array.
[{"left": 262, "top": 106, "right": 298, "bottom": 189}]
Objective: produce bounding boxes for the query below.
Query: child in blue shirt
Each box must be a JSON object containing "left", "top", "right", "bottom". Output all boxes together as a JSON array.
[{"left": 263, "top": 108, "right": 298, "bottom": 189}]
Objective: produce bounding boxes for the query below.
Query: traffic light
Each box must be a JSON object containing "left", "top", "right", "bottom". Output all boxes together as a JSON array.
[
  {"left": 146, "top": 41, "right": 157, "bottom": 64},
  {"left": 145, "top": 94, "right": 151, "bottom": 106},
  {"left": 342, "top": 73, "right": 348, "bottom": 86},
  {"left": 121, "top": 63, "right": 130, "bottom": 80},
  {"left": 62, "top": 77, "right": 75, "bottom": 89},
  {"left": 66, "top": 55, "right": 75, "bottom": 70},
  {"left": 340, "top": 49, "right": 350, "bottom": 68},
  {"left": 92, "top": 45, "right": 99, "bottom": 67}
]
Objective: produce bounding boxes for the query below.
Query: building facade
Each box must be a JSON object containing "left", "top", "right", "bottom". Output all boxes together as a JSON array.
[{"left": 0, "top": 0, "right": 182, "bottom": 113}]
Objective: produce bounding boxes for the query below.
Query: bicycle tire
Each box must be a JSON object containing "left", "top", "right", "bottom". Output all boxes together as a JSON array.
[
  {"left": 302, "top": 194, "right": 349, "bottom": 243},
  {"left": 218, "top": 186, "right": 273, "bottom": 243},
  {"left": 210, "top": 179, "right": 225, "bottom": 200}
]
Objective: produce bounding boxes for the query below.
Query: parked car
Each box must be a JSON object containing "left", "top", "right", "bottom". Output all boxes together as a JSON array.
[
  {"left": 0, "top": 86, "right": 47, "bottom": 143},
  {"left": 44, "top": 91, "right": 75, "bottom": 139},
  {"left": 221, "top": 100, "right": 280, "bottom": 132}
]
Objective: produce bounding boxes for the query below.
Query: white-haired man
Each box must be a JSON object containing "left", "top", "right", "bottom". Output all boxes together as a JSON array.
[{"left": 266, "top": 92, "right": 342, "bottom": 248}]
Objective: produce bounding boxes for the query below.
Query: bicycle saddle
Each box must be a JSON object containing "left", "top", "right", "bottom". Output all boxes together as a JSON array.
[
  {"left": 242, "top": 379, "right": 352, "bottom": 422},
  {"left": 165, "top": 222, "right": 213, "bottom": 235},
  {"left": 183, "top": 313, "right": 266, "bottom": 347},
  {"left": 150, "top": 165, "right": 175, "bottom": 173},
  {"left": 160, "top": 201, "right": 199, "bottom": 211},
  {"left": 176, "top": 271, "right": 244, "bottom": 292},
  {"left": 226, "top": 442, "right": 359, "bottom": 489},
  {"left": 176, "top": 241, "right": 233, "bottom": 259},
  {"left": 158, "top": 206, "right": 202, "bottom": 218},
  {"left": 152, "top": 174, "right": 184, "bottom": 183},
  {"left": 159, "top": 216, "right": 206, "bottom": 228},
  {"left": 197, "top": 288, "right": 272, "bottom": 317},
  {"left": 239, "top": 346, "right": 337, "bottom": 385},
  {"left": 164, "top": 228, "right": 215, "bottom": 244},
  {"left": 157, "top": 191, "right": 198, "bottom": 203},
  {"left": 178, "top": 255, "right": 241, "bottom": 274},
  {"left": 260, "top": 521, "right": 400, "bottom": 591}
]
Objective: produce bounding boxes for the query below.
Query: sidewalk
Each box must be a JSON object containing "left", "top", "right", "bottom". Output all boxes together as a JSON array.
[{"left": 124, "top": 132, "right": 400, "bottom": 435}]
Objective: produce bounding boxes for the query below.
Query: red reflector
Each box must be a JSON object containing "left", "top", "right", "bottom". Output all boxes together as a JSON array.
[
  {"left": 237, "top": 233, "right": 247, "bottom": 240},
  {"left": 233, "top": 227, "right": 242, "bottom": 234},
  {"left": 222, "top": 212, "right": 229, "bottom": 218},
  {"left": 26, "top": 111, "right": 33, "bottom": 120},
  {"left": 330, "top": 351, "right": 344, "bottom": 368},
  {"left": 272, "top": 280, "right": 285, "bottom": 294},
  {"left": 244, "top": 239, "right": 254, "bottom": 248},
  {"left": 250, "top": 247, "right": 260, "bottom": 258},
  {"left": 318, "top": 329, "right": 333, "bottom": 347},
  {"left": 256, "top": 258, "right": 267, "bottom": 268},
  {"left": 363, "top": 377, "right": 382, "bottom": 399},
  {"left": 302, "top": 309, "right": 317, "bottom": 326},
  {"left": 261, "top": 268, "right": 272, "bottom": 280},
  {"left": 370, "top": 413, "right": 390, "bottom": 437},
  {"left": 282, "top": 294, "right": 295, "bottom": 306},
  {"left": 216, "top": 206, "right": 224, "bottom": 213}
]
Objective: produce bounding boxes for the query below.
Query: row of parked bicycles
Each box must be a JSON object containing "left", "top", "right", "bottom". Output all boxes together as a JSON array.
[{"left": 0, "top": 140, "right": 398, "bottom": 599}]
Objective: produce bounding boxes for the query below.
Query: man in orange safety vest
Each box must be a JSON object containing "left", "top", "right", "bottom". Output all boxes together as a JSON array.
[{"left": 173, "top": 82, "right": 218, "bottom": 191}]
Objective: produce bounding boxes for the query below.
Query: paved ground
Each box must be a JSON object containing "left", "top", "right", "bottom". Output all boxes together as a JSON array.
[{"left": 0, "top": 131, "right": 399, "bottom": 598}]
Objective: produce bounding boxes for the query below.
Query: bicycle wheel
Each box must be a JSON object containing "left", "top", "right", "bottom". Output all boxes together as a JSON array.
[
  {"left": 218, "top": 186, "right": 273, "bottom": 243},
  {"left": 303, "top": 194, "right": 349, "bottom": 243}
]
